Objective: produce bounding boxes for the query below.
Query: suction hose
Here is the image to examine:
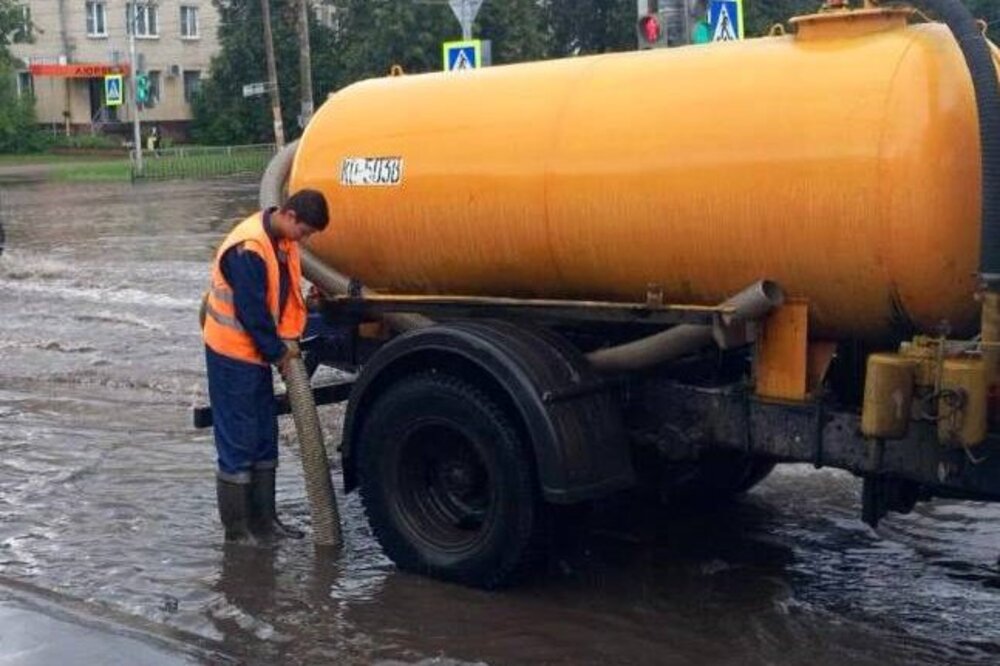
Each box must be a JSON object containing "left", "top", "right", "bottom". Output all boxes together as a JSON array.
[
  {"left": 282, "top": 342, "right": 341, "bottom": 548},
  {"left": 907, "top": 0, "right": 1000, "bottom": 286},
  {"left": 586, "top": 281, "right": 784, "bottom": 373}
]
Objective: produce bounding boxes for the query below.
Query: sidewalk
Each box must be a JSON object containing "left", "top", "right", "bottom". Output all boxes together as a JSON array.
[{"left": 0, "top": 584, "right": 234, "bottom": 665}]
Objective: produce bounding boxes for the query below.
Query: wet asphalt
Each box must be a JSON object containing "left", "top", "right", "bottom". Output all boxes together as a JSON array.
[{"left": 0, "top": 178, "right": 997, "bottom": 665}]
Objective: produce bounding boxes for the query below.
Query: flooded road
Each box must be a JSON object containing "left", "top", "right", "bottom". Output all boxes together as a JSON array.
[{"left": 0, "top": 179, "right": 998, "bottom": 665}]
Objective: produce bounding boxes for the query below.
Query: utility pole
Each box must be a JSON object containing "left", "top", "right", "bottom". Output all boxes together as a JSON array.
[
  {"left": 128, "top": 1, "right": 143, "bottom": 174},
  {"left": 297, "top": 0, "right": 315, "bottom": 128},
  {"left": 260, "top": 0, "right": 285, "bottom": 148},
  {"left": 57, "top": 0, "right": 71, "bottom": 136}
]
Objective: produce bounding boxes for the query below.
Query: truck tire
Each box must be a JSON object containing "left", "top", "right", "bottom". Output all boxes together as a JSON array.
[{"left": 357, "top": 372, "right": 545, "bottom": 588}]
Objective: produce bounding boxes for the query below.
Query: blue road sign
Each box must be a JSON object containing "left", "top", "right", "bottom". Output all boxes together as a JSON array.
[
  {"left": 443, "top": 40, "right": 481, "bottom": 72},
  {"left": 104, "top": 74, "right": 123, "bottom": 107},
  {"left": 709, "top": 0, "right": 744, "bottom": 41}
]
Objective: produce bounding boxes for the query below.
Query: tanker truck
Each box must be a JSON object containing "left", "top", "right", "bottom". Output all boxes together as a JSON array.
[{"left": 196, "top": 0, "right": 1000, "bottom": 588}]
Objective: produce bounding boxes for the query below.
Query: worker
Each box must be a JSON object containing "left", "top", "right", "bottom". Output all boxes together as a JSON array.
[{"left": 202, "top": 189, "right": 330, "bottom": 544}]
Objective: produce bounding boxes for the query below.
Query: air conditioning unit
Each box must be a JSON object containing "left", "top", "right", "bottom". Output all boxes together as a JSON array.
[{"left": 168, "top": 64, "right": 181, "bottom": 78}]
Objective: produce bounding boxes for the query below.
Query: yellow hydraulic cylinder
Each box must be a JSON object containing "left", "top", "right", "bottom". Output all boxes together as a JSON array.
[
  {"left": 861, "top": 353, "right": 916, "bottom": 439},
  {"left": 899, "top": 339, "right": 940, "bottom": 389},
  {"left": 938, "top": 357, "right": 988, "bottom": 448},
  {"left": 980, "top": 291, "right": 1000, "bottom": 386}
]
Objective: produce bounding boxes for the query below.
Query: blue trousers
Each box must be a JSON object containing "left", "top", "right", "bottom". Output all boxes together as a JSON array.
[{"left": 205, "top": 346, "right": 278, "bottom": 483}]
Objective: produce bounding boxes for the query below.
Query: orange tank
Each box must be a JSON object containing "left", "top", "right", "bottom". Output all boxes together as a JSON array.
[{"left": 289, "top": 8, "right": 989, "bottom": 339}]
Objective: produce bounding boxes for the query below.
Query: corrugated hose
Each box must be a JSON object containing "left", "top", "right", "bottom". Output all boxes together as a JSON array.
[{"left": 281, "top": 341, "right": 342, "bottom": 549}]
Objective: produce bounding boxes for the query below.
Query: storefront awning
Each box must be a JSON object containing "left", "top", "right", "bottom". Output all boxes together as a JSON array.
[{"left": 28, "top": 63, "right": 130, "bottom": 78}]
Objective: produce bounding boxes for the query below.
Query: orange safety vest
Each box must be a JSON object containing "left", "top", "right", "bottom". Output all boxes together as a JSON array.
[{"left": 202, "top": 212, "right": 307, "bottom": 365}]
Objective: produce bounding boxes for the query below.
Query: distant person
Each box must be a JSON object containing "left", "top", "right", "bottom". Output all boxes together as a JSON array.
[
  {"left": 201, "top": 190, "right": 330, "bottom": 544},
  {"left": 146, "top": 126, "right": 160, "bottom": 157}
]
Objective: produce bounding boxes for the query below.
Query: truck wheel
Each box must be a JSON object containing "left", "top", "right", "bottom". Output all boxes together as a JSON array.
[{"left": 357, "top": 372, "right": 544, "bottom": 588}]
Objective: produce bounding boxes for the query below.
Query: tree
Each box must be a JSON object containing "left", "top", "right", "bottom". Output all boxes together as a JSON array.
[
  {"left": 327, "top": 0, "right": 455, "bottom": 83},
  {"left": 192, "top": 0, "right": 343, "bottom": 145},
  {"left": 478, "top": 0, "right": 550, "bottom": 64},
  {"left": 742, "top": 0, "right": 1000, "bottom": 41},
  {"left": 545, "top": 0, "right": 635, "bottom": 56},
  {"left": 0, "top": 0, "right": 26, "bottom": 56},
  {"left": 743, "top": 0, "right": 815, "bottom": 37},
  {"left": 0, "top": 0, "right": 45, "bottom": 154}
]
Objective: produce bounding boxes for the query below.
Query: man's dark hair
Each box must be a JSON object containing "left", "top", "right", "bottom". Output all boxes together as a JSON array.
[{"left": 282, "top": 189, "right": 329, "bottom": 231}]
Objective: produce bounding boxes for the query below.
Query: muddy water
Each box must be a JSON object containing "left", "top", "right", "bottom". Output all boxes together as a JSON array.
[{"left": 0, "top": 179, "right": 998, "bottom": 665}]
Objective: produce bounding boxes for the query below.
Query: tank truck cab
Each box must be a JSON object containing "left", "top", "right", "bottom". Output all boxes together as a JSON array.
[{"left": 196, "top": 0, "right": 1000, "bottom": 589}]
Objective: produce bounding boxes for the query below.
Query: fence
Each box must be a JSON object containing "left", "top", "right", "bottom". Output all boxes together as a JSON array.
[{"left": 130, "top": 143, "right": 277, "bottom": 181}]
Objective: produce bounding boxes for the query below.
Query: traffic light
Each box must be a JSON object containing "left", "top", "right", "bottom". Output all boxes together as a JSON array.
[
  {"left": 637, "top": 1, "right": 669, "bottom": 49},
  {"left": 135, "top": 73, "right": 151, "bottom": 106}
]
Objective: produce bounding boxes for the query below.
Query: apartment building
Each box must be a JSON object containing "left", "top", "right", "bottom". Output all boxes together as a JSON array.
[{"left": 9, "top": 1, "right": 221, "bottom": 136}]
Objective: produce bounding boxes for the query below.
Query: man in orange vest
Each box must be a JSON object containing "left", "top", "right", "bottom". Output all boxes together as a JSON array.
[{"left": 203, "top": 189, "right": 329, "bottom": 544}]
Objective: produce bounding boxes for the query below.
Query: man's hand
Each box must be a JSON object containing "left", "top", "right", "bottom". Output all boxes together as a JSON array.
[{"left": 276, "top": 345, "right": 301, "bottom": 377}]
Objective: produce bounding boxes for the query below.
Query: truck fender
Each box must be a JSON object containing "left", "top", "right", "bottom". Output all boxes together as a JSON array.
[{"left": 340, "top": 320, "right": 635, "bottom": 504}]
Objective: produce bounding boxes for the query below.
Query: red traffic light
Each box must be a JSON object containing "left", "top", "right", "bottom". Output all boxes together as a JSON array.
[{"left": 639, "top": 14, "right": 662, "bottom": 45}]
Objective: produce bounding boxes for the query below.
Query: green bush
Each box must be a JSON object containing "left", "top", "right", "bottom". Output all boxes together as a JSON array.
[
  {"left": 49, "top": 134, "right": 123, "bottom": 150},
  {"left": 0, "top": 63, "right": 46, "bottom": 153}
]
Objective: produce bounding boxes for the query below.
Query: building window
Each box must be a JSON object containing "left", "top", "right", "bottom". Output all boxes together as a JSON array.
[
  {"left": 13, "top": 4, "right": 31, "bottom": 43},
  {"left": 16, "top": 71, "right": 34, "bottom": 98},
  {"left": 148, "top": 70, "right": 161, "bottom": 104},
  {"left": 183, "top": 70, "right": 202, "bottom": 103},
  {"left": 126, "top": 3, "right": 159, "bottom": 38},
  {"left": 86, "top": 1, "right": 107, "bottom": 37},
  {"left": 180, "top": 6, "right": 199, "bottom": 38}
]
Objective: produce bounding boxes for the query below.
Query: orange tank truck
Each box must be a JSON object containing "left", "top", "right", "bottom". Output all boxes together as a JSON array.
[
  {"left": 291, "top": 8, "right": 985, "bottom": 340},
  {"left": 195, "top": 1, "right": 1000, "bottom": 589}
]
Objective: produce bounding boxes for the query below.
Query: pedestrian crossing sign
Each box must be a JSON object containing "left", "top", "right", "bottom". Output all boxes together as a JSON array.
[
  {"left": 443, "top": 40, "right": 482, "bottom": 72},
  {"left": 709, "top": 0, "right": 744, "bottom": 41},
  {"left": 104, "top": 74, "right": 123, "bottom": 107}
]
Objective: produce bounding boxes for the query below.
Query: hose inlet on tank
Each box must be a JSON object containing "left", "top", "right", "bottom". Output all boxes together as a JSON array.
[
  {"left": 907, "top": 0, "right": 1000, "bottom": 287},
  {"left": 259, "top": 141, "right": 430, "bottom": 332},
  {"left": 586, "top": 281, "right": 784, "bottom": 374},
  {"left": 281, "top": 342, "right": 342, "bottom": 548}
]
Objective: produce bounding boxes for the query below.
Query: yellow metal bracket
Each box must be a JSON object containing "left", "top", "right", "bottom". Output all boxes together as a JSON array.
[{"left": 755, "top": 299, "right": 810, "bottom": 401}]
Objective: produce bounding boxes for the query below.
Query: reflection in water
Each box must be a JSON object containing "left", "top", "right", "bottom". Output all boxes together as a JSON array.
[{"left": 0, "top": 179, "right": 998, "bottom": 665}]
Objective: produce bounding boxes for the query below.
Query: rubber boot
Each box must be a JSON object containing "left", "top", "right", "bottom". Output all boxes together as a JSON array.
[
  {"left": 216, "top": 478, "right": 258, "bottom": 545},
  {"left": 249, "top": 468, "right": 304, "bottom": 540}
]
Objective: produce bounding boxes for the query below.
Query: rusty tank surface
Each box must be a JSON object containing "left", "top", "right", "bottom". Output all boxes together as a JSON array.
[{"left": 290, "top": 8, "right": 988, "bottom": 340}]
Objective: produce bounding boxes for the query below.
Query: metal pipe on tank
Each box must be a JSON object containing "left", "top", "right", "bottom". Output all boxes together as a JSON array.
[
  {"left": 586, "top": 281, "right": 784, "bottom": 373},
  {"left": 299, "top": 253, "right": 431, "bottom": 332}
]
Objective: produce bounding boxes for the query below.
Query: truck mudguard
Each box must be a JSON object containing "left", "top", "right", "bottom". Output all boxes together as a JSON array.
[{"left": 341, "top": 320, "right": 635, "bottom": 504}]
